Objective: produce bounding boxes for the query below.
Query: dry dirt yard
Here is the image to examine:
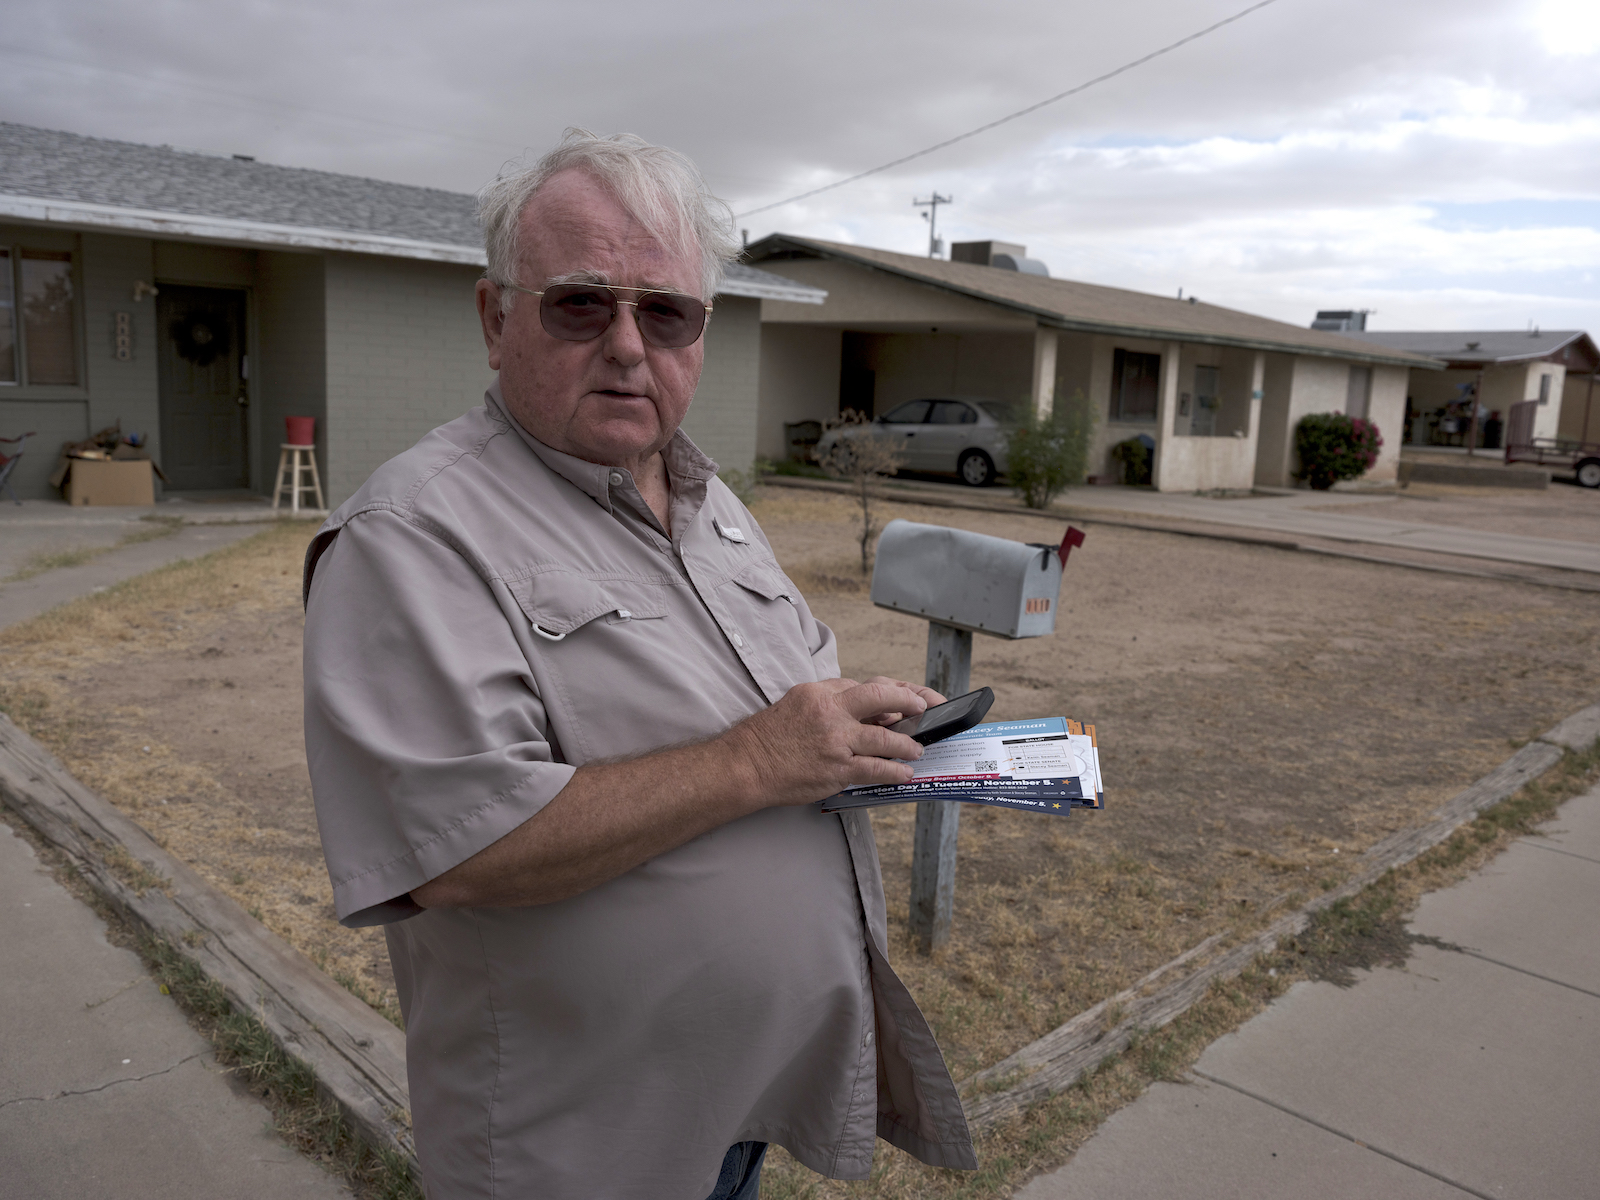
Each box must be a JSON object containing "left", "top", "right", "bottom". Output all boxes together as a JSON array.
[{"left": 2, "top": 486, "right": 1597, "bottom": 1191}]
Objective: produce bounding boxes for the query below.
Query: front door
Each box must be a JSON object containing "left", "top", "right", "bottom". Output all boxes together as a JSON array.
[{"left": 158, "top": 286, "right": 247, "bottom": 490}]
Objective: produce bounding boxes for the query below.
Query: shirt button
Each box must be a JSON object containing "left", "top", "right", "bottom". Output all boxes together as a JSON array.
[
  {"left": 731, "top": 633, "right": 744, "bottom": 649},
  {"left": 608, "top": 471, "right": 624, "bottom": 487}
]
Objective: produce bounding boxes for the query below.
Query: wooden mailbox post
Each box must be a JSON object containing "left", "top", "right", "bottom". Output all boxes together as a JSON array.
[{"left": 870, "top": 519, "right": 1084, "bottom": 953}]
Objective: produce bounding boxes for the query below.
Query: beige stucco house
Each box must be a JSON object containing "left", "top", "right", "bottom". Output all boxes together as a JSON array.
[
  {"left": 745, "top": 236, "right": 1436, "bottom": 492},
  {"left": 1341, "top": 328, "right": 1600, "bottom": 449},
  {"left": 0, "top": 122, "right": 822, "bottom": 504}
]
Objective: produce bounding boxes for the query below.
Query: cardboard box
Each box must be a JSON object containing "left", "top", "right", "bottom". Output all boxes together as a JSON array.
[{"left": 65, "top": 458, "right": 155, "bottom": 506}]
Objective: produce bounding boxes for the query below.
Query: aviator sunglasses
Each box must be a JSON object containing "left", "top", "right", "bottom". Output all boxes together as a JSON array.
[{"left": 500, "top": 281, "right": 712, "bottom": 349}]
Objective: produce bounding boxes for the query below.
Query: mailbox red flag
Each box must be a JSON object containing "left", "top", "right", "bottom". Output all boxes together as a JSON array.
[{"left": 1058, "top": 525, "right": 1086, "bottom": 564}]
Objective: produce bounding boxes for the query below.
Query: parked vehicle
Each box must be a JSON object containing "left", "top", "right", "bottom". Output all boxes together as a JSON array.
[
  {"left": 1505, "top": 399, "right": 1600, "bottom": 487},
  {"left": 815, "top": 397, "right": 1014, "bottom": 486}
]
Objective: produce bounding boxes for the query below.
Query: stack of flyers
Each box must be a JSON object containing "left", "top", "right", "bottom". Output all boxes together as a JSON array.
[{"left": 821, "top": 717, "right": 1102, "bottom": 817}]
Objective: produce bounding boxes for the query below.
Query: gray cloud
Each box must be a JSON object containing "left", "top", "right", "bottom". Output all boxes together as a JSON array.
[{"left": 3, "top": 0, "right": 1597, "bottom": 327}]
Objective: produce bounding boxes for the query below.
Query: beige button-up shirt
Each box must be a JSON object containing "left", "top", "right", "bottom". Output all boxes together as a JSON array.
[{"left": 302, "top": 383, "right": 975, "bottom": 1199}]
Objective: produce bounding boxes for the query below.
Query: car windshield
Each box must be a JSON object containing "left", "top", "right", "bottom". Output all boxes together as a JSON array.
[{"left": 977, "top": 400, "right": 1017, "bottom": 423}]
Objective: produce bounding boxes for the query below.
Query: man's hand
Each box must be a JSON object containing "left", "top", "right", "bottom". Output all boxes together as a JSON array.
[
  {"left": 726, "top": 678, "right": 936, "bottom": 807},
  {"left": 413, "top": 676, "right": 941, "bottom": 909}
]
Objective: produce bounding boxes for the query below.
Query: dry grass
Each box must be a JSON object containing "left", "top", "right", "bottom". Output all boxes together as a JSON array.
[
  {"left": 4, "top": 485, "right": 1599, "bottom": 1198},
  {"left": 0, "top": 520, "right": 398, "bottom": 1026}
]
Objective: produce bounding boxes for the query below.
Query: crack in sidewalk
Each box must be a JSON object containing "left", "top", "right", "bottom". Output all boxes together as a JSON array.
[
  {"left": 0, "top": 1051, "right": 207, "bottom": 1110},
  {"left": 1190, "top": 1070, "right": 1499, "bottom": 1199}
]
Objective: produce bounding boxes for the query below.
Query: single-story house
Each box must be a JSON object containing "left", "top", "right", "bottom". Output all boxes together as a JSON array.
[
  {"left": 0, "top": 122, "right": 823, "bottom": 504},
  {"left": 1339, "top": 328, "right": 1600, "bottom": 449},
  {"left": 744, "top": 236, "right": 1439, "bottom": 491}
]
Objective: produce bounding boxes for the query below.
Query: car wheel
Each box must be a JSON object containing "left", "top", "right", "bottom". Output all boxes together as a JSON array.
[
  {"left": 958, "top": 449, "right": 996, "bottom": 487},
  {"left": 1577, "top": 458, "right": 1600, "bottom": 489}
]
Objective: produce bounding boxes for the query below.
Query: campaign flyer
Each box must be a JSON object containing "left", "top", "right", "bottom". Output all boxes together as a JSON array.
[{"left": 821, "top": 717, "right": 1102, "bottom": 815}]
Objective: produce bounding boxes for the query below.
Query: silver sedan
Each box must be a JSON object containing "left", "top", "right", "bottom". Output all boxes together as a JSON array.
[{"left": 816, "top": 397, "right": 1014, "bottom": 486}]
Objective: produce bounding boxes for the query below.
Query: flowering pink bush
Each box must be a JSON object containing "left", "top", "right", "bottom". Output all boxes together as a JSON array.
[{"left": 1294, "top": 414, "right": 1383, "bottom": 490}]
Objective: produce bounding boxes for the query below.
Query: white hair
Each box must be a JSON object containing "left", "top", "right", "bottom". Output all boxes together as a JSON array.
[{"left": 478, "top": 129, "right": 739, "bottom": 314}]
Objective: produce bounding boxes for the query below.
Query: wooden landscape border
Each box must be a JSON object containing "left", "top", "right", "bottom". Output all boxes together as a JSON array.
[{"left": 2, "top": 700, "right": 1595, "bottom": 1168}]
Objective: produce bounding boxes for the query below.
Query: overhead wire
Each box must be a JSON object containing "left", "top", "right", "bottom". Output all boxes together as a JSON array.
[{"left": 733, "top": 0, "right": 1282, "bottom": 219}]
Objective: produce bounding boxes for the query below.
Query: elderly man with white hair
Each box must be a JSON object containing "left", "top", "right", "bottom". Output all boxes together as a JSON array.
[{"left": 302, "top": 130, "right": 975, "bottom": 1200}]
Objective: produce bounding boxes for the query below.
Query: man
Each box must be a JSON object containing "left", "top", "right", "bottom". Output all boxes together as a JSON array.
[{"left": 303, "top": 130, "right": 975, "bottom": 1200}]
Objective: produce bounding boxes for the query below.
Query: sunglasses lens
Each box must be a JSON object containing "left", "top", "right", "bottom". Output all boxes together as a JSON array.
[
  {"left": 539, "top": 286, "right": 616, "bottom": 341},
  {"left": 534, "top": 284, "right": 706, "bottom": 348},
  {"left": 634, "top": 292, "right": 706, "bottom": 349}
]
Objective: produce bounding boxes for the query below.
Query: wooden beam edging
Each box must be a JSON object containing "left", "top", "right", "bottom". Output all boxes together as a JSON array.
[
  {"left": 958, "top": 714, "right": 1590, "bottom": 1131},
  {"left": 0, "top": 713, "right": 418, "bottom": 1180}
]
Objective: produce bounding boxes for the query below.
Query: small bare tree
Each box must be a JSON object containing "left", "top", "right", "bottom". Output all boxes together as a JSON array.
[{"left": 816, "top": 409, "right": 907, "bottom": 575}]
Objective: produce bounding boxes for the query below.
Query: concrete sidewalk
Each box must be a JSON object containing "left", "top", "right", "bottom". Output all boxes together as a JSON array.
[
  {"left": 1018, "top": 783, "right": 1600, "bottom": 1200},
  {"left": 769, "top": 473, "right": 1600, "bottom": 575},
  {"left": 0, "top": 822, "right": 349, "bottom": 1198},
  {"left": 0, "top": 498, "right": 318, "bottom": 633},
  {"left": 1051, "top": 486, "right": 1600, "bottom": 575}
]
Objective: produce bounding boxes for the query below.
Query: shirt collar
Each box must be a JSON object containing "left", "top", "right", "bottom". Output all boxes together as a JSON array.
[{"left": 484, "top": 378, "right": 720, "bottom": 513}]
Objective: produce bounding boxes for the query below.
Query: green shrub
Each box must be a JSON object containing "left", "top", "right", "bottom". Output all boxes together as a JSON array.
[
  {"left": 1110, "top": 437, "right": 1152, "bottom": 486},
  {"left": 1294, "top": 413, "right": 1383, "bottom": 490},
  {"left": 1006, "top": 390, "right": 1096, "bottom": 509}
]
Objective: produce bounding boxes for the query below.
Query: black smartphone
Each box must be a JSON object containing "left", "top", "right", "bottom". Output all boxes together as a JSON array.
[{"left": 888, "top": 687, "right": 995, "bottom": 746}]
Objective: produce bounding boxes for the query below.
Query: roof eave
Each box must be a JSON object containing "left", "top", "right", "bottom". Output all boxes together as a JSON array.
[
  {"left": 752, "top": 235, "right": 1441, "bottom": 370},
  {"left": 0, "top": 193, "right": 486, "bottom": 265}
]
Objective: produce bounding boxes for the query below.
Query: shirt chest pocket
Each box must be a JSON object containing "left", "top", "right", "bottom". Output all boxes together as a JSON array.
[
  {"left": 721, "top": 562, "right": 818, "bottom": 701},
  {"left": 509, "top": 571, "right": 670, "bottom": 642}
]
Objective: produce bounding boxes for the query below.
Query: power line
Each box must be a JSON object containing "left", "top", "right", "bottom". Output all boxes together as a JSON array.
[{"left": 733, "top": 0, "right": 1282, "bottom": 219}]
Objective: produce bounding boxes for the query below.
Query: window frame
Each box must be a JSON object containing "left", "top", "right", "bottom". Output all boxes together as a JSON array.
[
  {"left": 1112, "top": 348, "right": 1162, "bottom": 423},
  {"left": 0, "top": 247, "right": 16, "bottom": 386},
  {"left": 0, "top": 235, "right": 87, "bottom": 396}
]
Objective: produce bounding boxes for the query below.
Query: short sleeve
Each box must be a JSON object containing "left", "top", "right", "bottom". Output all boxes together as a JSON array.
[{"left": 304, "top": 511, "right": 576, "bottom": 927}]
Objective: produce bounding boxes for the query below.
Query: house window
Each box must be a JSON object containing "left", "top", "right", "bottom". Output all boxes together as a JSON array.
[
  {"left": 1538, "top": 374, "right": 1551, "bottom": 405},
  {"left": 19, "top": 250, "right": 79, "bottom": 385},
  {"left": 1191, "top": 364, "right": 1220, "bottom": 435},
  {"left": 1113, "top": 348, "right": 1161, "bottom": 422},
  {"left": 0, "top": 249, "right": 15, "bottom": 384},
  {"left": 1346, "top": 365, "right": 1371, "bottom": 420}
]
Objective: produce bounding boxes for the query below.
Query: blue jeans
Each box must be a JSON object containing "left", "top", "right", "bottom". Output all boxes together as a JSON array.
[{"left": 704, "top": 1141, "right": 768, "bottom": 1200}]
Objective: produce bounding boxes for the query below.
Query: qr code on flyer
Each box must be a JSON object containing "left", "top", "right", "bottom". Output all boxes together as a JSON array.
[{"left": 974, "top": 760, "right": 998, "bottom": 773}]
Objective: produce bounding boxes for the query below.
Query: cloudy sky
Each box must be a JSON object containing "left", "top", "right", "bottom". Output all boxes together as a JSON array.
[{"left": 4, "top": 0, "right": 1598, "bottom": 331}]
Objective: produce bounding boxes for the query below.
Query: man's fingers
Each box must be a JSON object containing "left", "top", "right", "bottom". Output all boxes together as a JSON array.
[
  {"left": 845, "top": 756, "right": 917, "bottom": 788},
  {"left": 849, "top": 722, "right": 923, "bottom": 764},
  {"left": 838, "top": 681, "right": 927, "bottom": 724}
]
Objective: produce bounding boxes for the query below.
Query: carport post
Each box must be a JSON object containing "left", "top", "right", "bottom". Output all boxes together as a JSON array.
[{"left": 910, "top": 621, "right": 971, "bottom": 953}]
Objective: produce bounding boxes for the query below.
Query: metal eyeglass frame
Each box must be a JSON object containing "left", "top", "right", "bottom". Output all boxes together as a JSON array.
[{"left": 498, "top": 280, "right": 713, "bottom": 348}]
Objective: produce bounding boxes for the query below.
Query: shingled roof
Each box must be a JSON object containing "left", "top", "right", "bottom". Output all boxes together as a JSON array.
[
  {"left": 1342, "top": 329, "right": 1598, "bottom": 369},
  {"left": 0, "top": 122, "right": 824, "bottom": 302},
  {"left": 747, "top": 234, "right": 1440, "bottom": 369}
]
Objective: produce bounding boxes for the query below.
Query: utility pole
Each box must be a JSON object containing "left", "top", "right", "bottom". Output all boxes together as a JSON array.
[{"left": 913, "top": 193, "right": 952, "bottom": 258}]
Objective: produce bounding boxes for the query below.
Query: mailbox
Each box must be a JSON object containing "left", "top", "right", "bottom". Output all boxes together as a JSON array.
[{"left": 870, "top": 519, "right": 1073, "bottom": 639}]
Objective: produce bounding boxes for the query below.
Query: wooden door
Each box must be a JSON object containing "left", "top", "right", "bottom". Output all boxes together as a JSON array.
[{"left": 158, "top": 286, "right": 247, "bottom": 490}]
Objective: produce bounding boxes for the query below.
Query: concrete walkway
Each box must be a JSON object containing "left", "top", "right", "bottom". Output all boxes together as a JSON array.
[
  {"left": 1, "top": 498, "right": 348, "bottom": 1195},
  {"left": 0, "top": 821, "right": 349, "bottom": 1198},
  {"left": 1050, "top": 486, "right": 1600, "bottom": 575},
  {"left": 1018, "top": 782, "right": 1600, "bottom": 1200},
  {"left": 770, "top": 473, "right": 1600, "bottom": 575},
  {"left": 0, "top": 498, "right": 319, "bottom": 633}
]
